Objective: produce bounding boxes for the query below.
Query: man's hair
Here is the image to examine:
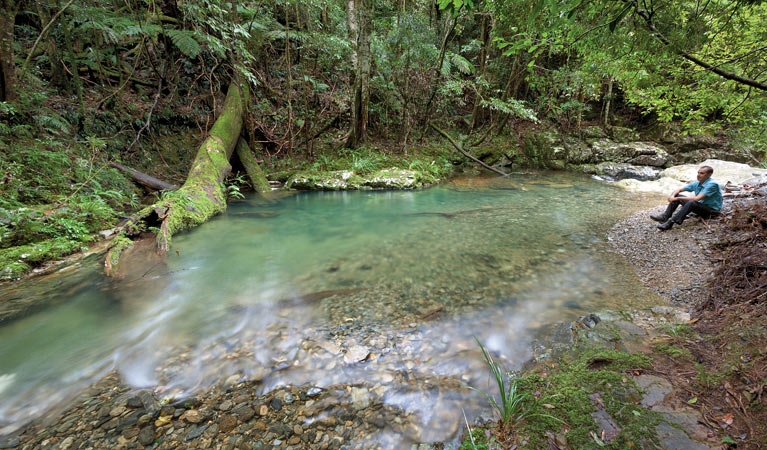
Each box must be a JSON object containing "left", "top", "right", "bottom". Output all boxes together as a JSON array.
[{"left": 700, "top": 165, "right": 714, "bottom": 175}]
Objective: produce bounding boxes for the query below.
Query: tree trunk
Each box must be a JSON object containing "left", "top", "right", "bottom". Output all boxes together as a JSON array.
[
  {"left": 470, "top": 13, "right": 491, "bottom": 132},
  {"left": 109, "top": 162, "right": 179, "bottom": 191},
  {"left": 236, "top": 139, "right": 270, "bottom": 193},
  {"left": 0, "top": 0, "right": 18, "bottom": 102},
  {"left": 106, "top": 81, "right": 247, "bottom": 274},
  {"left": 346, "top": 0, "right": 372, "bottom": 148},
  {"left": 604, "top": 78, "right": 613, "bottom": 126},
  {"left": 34, "top": 2, "right": 69, "bottom": 90}
]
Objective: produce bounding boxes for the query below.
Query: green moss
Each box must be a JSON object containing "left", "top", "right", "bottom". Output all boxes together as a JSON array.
[
  {"left": 0, "top": 238, "right": 86, "bottom": 280},
  {"left": 653, "top": 343, "right": 693, "bottom": 360},
  {"left": 513, "top": 348, "right": 660, "bottom": 449},
  {"left": 105, "top": 234, "right": 134, "bottom": 275},
  {"left": 236, "top": 140, "right": 271, "bottom": 193},
  {"left": 695, "top": 364, "right": 726, "bottom": 389},
  {"left": 458, "top": 427, "right": 498, "bottom": 449}
]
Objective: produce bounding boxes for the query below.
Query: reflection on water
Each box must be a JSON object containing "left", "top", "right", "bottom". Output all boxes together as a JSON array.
[{"left": 0, "top": 172, "right": 662, "bottom": 443}]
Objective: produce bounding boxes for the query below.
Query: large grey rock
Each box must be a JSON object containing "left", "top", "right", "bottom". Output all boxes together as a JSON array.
[
  {"left": 287, "top": 170, "right": 358, "bottom": 190},
  {"left": 591, "top": 140, "right": 669, "bottom": 166},
  {"left": 363, "top": 169, "right": 419, "bottom": 189},
  {"left": 635, "top": 374, "right": 672, "bottom": 409},
  {"left": 287, "top": 169, "right": 425, "bottom": 190},
  {"left": 596, "top": 163, "right": 661, "bottom": 181},
  {"left": 661, "top": 159, "right": 767, "bottom": 185},
  {"left": 655, "top": 423, "right": 711, "bottom": 450},
  {"left": 615, "top": 177, "right": 685, "bottom": 194}
]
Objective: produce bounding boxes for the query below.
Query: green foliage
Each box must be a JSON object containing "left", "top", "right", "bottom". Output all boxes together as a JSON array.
[
  {"left": 165, "top": 29, "right": 203, "bottom": 59},
  {"left": 458, "top": 426, "right": 499, "bottom": 450},
  {"left": 511, "top": 347, "right": 657, "bottom": 449},
  {"left": 473, "top": 338, "right": 533, "bottom": 426}
]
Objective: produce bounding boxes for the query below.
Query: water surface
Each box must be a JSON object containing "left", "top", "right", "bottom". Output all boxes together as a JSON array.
[{"left": 0, "top": 172, "right": 663, "bottom": 443}]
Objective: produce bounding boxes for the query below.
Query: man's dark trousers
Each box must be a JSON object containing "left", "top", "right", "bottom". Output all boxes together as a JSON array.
[{"left": 662, "top": 200, "right": 718, "bottom": 224}]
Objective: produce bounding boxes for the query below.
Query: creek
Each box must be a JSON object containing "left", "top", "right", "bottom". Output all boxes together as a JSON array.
[{"left": 0, "top": 172, "right": 665, "bottom": 445}]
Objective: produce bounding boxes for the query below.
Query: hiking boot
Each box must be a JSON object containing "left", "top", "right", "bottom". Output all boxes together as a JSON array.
[
  {"left": 650, "top": 213, "right": 669, "bottom": 222},
  {"left": 657, "top": 220, "right": 674, "bottom": 231}
]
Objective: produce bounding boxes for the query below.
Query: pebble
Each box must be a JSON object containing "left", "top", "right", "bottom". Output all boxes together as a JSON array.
[
  {"left": 183, "top": 410, "right": 203, "bottom": 424},
  {"left": 138, "top": 426, "right": 155, "bottom": 446},
  {"left": 218, "top": 400, "right": 232, "bottom": 411}
]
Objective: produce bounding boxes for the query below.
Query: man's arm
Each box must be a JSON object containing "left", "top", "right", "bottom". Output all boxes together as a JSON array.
[
  {"left": 672, "top": 192, "right": 706, "bottom": 202},
  {"left": 668, "top": 182, "right": 696, "bottom": 202}
]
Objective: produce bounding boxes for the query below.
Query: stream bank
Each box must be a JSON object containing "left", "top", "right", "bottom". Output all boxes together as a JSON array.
[{"left": 455, "top": 182, "right": 767, "bottom": 449}]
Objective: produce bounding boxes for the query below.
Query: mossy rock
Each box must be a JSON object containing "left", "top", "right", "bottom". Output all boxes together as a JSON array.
[
  {"left": 287, "top": 170, "right": 360, "bottom": 190},
  {"left": 287, "top": 168, "right": 428, "bottom": 190},
  {"left": 363, "top": 169, "right": 421, "bottom": 189}
]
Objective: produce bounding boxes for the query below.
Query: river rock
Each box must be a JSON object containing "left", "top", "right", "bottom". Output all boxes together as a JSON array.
[
  {"left": 615, "top": 177, "right": 686, "bottom": 195},
  {"left": 218, "top": 415, "right": 237, "bottom": 433},
  {"left": 182, "top": 409, "right": 203, "bottom": 424},
  {"left": 591, "top": 140, "right": 669, "bottom": 166},
  {"left": 287, "top": 171, "right": 357, "bottom": 190},
  {"left": 233, "top": 406, "right": 255, "bottom": 422},
  {"left": 137, "top": 426, "right": 155, "bottom": 446},
  {"left": 344, "top": 345, "right": 371, "bottom": 364},
  {"left": 635, "top": 375, "right": 672, "bottom": 409},
  {"left": 363, "top": 169, "right": 420, "bottom": 189},
  {"left": 351, "top": 387, "right": 371, "bottom": 410},
  {"left": 217, "top": 400, "right": 232, "bottom": 411},
  {"left": 595, "top": 163, "right": 660, "bottom": 181},
  {"left": 661, "top": 159, "right": 767, "bottom": 185},
  {"left": 0, "top": 438, "right": 19, "bottom": 449}
]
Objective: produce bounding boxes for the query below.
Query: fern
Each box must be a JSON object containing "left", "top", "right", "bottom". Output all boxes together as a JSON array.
[
  {"left": 165, "top": 29, "right": 202, "bottom": 59},
  {"left": 450, "top": 52, "right": 475, "bottom": 75}
]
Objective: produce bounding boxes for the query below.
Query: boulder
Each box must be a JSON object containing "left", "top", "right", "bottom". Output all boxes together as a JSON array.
[
  {"left": 562, "top": 138, "right": 593, "bottom": 164},
  {"left": 287, "top": 170, "right": 358, "bottom": 190},
  {"left": 591, "top": 140, "right": 669, "bottom": 166},
  {"left": 287, "top": 168, "right": 426, "bottom": 190},
  {"left": 363, "top": 169, "right": 420, "bottom": 189},
  {"left": 595, "top": 163, "right": 660, "bottom": 181},
  {"left": 660, "top": 159, "right": 767, "bottom": 186},
  {"left": 615, "top": 177, "right": 686, "bottom": 195}
]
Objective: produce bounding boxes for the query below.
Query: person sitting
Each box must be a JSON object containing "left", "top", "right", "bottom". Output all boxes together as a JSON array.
[{"left": 651, "top": 165, "right": 722, "bottom": 231}]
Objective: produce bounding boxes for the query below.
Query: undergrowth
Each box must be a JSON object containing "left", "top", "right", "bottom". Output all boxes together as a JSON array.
[{"left": 461, "top": 346, "right": 663, "bottom": 450}]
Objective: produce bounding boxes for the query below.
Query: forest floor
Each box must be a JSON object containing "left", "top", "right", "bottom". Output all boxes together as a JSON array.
[{"left": 606, "top": 194, "right": 767, "bottom": 449}]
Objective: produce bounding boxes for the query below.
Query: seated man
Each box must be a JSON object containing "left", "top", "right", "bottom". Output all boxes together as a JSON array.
[{"left": 651, "top": 165, "right": 722, "bottom": 230}]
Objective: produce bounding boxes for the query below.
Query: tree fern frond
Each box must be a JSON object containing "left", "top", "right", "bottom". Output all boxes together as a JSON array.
[{"left": 165, "top": 29, "right": 202, "bottom": 58}]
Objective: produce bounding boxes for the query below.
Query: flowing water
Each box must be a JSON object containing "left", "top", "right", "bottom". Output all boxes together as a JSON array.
[{"left": 0, "top": 172, "right": 664, "bottom": 444}]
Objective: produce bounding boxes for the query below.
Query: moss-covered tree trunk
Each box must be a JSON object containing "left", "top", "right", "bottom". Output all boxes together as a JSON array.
[
  {"left": 236, "top": 139, "right": 270, "bottom": 193},
  {"left": 154, "top": 81, "right": 246, "bottom": 251},
  {"left": 0, "top": 0, "right": 18, "bottom": 102},
  {"left": 106, "top": 81, "right": 246, "bottom": 275}
]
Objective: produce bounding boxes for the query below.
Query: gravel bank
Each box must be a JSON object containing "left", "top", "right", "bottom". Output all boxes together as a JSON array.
[{"left": 607, "top": 197, "right": 758, "bottom": 307}]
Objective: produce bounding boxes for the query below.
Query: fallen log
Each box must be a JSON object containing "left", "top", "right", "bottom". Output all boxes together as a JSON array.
[
  {"left": 109, "top": 162, "right": 179, "bottom": 191},
  {"left": 429, "top": 121, "right": 509, "bottom": 177},
  {"left": 235, "top": 139, "right": 271, "bottom": 193},
  {"left": 106, "top": 81, "right": 247, "bottom": 274}
]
